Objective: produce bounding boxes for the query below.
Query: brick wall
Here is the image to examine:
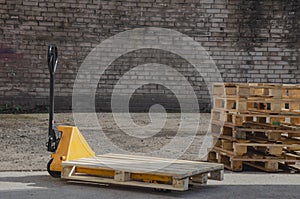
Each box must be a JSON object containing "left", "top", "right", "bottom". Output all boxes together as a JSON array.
[{"left": 0, "top": 0, "right": 299, "bottom": 112}]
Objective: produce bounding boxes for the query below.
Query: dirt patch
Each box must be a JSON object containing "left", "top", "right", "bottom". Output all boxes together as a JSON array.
[{"left": 0, "top": 113, "right": 210, "bottom": 171}]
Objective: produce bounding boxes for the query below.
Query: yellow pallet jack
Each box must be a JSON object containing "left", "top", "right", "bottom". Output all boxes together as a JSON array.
[
  {"left": 46, "top": 44, "right": 224, "bottom": 190},
  {"left": 46, "top": 44, "right": 95, "bottom": 177}
]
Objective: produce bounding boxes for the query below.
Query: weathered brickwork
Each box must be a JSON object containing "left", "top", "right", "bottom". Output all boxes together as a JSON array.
[{"left": 0, "top": 0, "right": 299, "bottom": 112}]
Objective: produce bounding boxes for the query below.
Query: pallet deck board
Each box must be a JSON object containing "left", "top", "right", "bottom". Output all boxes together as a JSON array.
[{"left": 63, "top": 154, "right": 222, "bottom": 179}]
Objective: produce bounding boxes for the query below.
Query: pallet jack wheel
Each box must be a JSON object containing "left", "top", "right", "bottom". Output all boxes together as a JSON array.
[{"left": 47, "top": 159, "right": 61, "bottom": 178}]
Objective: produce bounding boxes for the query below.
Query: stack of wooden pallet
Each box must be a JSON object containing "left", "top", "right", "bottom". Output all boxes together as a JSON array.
[{"left": 208, "top": 83, "right": 300, "bottom": 172}]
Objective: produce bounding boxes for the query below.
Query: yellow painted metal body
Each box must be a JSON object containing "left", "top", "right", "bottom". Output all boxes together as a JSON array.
[
  {"left": 74, "top": 168, "right": 171, "bottom": 183},
  {"left": 50, "top": 126, "right": 95, "bottom": 172},
  {"left": 76, "top": 167, "right": 115, "bottom": 178},
  {"left": 131, "top": 173, "right": 171, "bottom": 183}
]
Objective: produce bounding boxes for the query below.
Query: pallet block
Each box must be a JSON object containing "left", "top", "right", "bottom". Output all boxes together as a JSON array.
[{"left": 208, "top": 150, "right": 243, "bottom": 172}]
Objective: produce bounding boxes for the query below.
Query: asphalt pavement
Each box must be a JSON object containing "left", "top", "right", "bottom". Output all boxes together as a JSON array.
[{"left": 0, "top": 172, "right": 300, "bottom": 199}]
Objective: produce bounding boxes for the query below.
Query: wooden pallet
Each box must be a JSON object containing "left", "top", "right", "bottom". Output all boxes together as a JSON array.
[
  {"left": 236, "top": 126, "right": 300, "bottom": 141},
  {"left": 211, "top": 109, "right": 300, "bottom": 126},
  {"left": 208, "top": 148, "right": 300, "bottom": 172},
  {"left": 234, "top": 142, "right": 300, "bottom": 156},
  {"left": 213, "top": 96, "right": 300, "bottom": 114},
  {"left": 61, "top": 153, "right": 224, "bottom": 191},
  {"left": 213, "top": 83, "right": 283, "bottom": 99},
  {"left": 247, "top": 99, "right": 297, "bottom": 114},
  {"left": 213, "top": 83, "right": 300, "bottom": 99},
  {"left": 211, "top": 122, "right": 300, "bottom": 141},
  {"left": 213, "top": 136, "right": 300, "bottom": 156},
  {"left": 213, "top": 82, "right": 300, "bottom": 114}
]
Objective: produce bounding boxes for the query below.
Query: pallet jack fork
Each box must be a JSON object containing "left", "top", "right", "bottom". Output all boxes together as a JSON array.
[{"left": 46, "top": 44, "right": 95, "bottom": 177}]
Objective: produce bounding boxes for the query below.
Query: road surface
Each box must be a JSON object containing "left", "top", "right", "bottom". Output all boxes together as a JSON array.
[{"left": 0, "top": 172, "right": 299, "bottom": 199}]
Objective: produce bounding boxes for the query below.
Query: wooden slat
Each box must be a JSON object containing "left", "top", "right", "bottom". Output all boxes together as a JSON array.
[
  {"left": 65, "top": 157, "right": 220, "bottom": 174},
  {"left": 65, "top": 175, "right": 188, "bottom": 191},
  {"left": 234, "top": 143, "right": 300, "bottom": 148}
]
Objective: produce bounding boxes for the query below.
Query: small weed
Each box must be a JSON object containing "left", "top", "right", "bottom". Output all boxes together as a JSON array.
[
  {"left": 14, "top": 105, "right": 23, "bottom": 112},
  {"left": 0, "top": 103, "right": 23, "bottom": 113},
  {"left": 5, "top": 103, "right": 9, "bottom": 110}
]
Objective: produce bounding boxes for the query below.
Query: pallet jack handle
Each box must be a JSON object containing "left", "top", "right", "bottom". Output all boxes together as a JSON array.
[{"left": 47, "top": 44, "right": 59, "bottom": 152}]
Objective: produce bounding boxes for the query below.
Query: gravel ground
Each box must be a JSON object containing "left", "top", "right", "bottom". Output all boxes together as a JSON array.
[{"left": 0, "top": 113, "right": 210, "bottom": 171}]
